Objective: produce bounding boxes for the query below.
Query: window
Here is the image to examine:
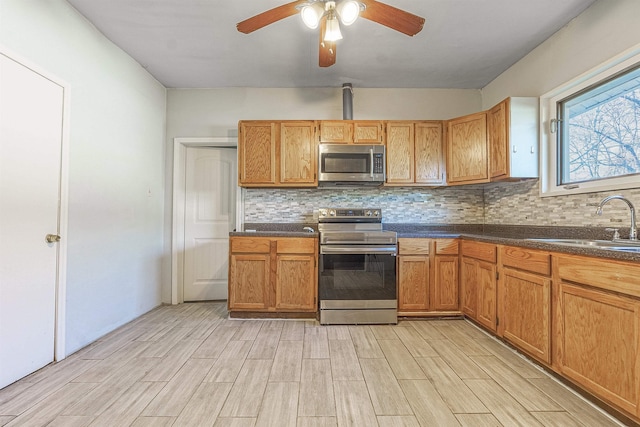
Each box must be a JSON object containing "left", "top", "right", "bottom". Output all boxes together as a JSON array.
[
  {"left": 541, "top": 46, "right": 640, "bottom": 196},
  {"left": 558, "top": 65, "right": 640, "bottom": 185}
]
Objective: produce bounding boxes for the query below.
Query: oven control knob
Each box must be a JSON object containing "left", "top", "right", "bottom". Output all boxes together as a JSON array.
[
  {"left": 373, "top": 210, "right": 380, "bottom": 217},
  {"left": 329, "top": 209, "right": 336, "bottom": 217},
  {"left": 365, "top": 210, "right": 372, "bottom": 217},
  {"left": 319, "top": 209, "right": 327, "bottom": 218}
]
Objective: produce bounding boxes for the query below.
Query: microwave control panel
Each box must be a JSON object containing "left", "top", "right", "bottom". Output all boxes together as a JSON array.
[{"left": 373, "top": 153, "right": 384, "bottom": 173}]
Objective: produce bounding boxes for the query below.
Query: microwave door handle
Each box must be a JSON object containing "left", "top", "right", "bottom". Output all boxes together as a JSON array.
[{"left": 370, "top": 148, "right": 374, "bottom": 178}]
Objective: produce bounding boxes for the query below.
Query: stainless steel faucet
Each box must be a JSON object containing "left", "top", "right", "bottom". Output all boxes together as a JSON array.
[{"left": 596, "top": 195, "right": 637, "bottom": 240}]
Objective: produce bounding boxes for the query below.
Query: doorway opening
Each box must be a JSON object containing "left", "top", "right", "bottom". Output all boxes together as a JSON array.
[{"left": 172, "top": 137, "right": 241, "bottom": 304}]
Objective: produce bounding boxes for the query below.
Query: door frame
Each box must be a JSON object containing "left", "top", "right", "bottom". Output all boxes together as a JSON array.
[
  {"left": 172, "top": 137, "right": 241, "bottom": 304},
  {"left": 0, "top": 45, "right": 70, "bottom": 362}
]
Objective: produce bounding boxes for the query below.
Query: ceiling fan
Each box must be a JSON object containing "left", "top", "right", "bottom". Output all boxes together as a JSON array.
[{"left": 237, "top": 0, "right": 425, "bottom": 67}]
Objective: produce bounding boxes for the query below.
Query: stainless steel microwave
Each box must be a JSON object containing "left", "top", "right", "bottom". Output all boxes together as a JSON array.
[{"left": 318, "top": 144, "right": 385, "bottom": 186}]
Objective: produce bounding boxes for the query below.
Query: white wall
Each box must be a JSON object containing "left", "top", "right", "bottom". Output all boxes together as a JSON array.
[
  {"left": 1, "top": 0, "right": 167, "bottom": 354},
  {"left": 480, "top": 0, "right": 640, "bottom": 226},
  {"left": 482, "top": 0, "right": 640, "bottom": 107},
  {"left": 166, "top": 87, "right": 481, "bottom": 137}
]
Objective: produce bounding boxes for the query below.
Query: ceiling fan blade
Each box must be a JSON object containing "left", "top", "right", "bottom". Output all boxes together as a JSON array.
[
  {"left": 360, "top": 0, "right": 425, "bottom": 36},
  {"left": 237, "top": 1, "right": 305, "bottom": 34},
  {"left": 319, "top": 17, "right": 336, "bottom": 67}
]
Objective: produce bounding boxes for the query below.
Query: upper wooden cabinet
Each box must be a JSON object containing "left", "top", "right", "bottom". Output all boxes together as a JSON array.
[
  {"left": 319, "top": 120, "right": 384, "bottom": 144},
  {"left": 446, "top": 112, "right": 489, "bottom": 185},
  {"left": 488, "top": 97, "right": 539, "bottom": 180},
  {"left": 238, "top": 121, "right": 277, "bottom": 186},
  {"left": 238, "top": 120, "right": 317, "bottom": 187},
  {"left": 280, "top": 121, "right": 317, "bottom": 186},
  {"left": 445, "top": 97, "right": 538, "bottom": 185},
  {"left": 386, "top": 121, "right": 444, "bottom": 186}
]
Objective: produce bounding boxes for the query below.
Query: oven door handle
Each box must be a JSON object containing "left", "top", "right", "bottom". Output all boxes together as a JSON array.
[{"left": 320, "top": 245, "right": 397, "bottom": 256}]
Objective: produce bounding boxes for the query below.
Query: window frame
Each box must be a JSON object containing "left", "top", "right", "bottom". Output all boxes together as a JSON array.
[{"left": 540, "top": 44, "right": 640, "bottom": 197}]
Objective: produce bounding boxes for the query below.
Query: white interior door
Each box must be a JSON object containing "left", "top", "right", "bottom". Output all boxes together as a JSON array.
[
  {"left": 183, "top": 147, "right": 237, "bottom": 301},
  {"left": 0, "top": 54, "right": 63, "bottom": 388}
]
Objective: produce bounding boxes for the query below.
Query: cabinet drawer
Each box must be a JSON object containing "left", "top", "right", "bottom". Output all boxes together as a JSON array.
[
  {"left": 461, "top": 240, "right": 496, "bottom": 263},
  {"left": 556, "top": 254, "right": 640, "bottom": 298},
  {"left": 398, "top": 238, "right": 430, "bottom": 255},
  {"left": 501, "top": 246, "right": 550, "bottom": 276},
  {"left": 277, "top": 238, "right": 317, "bottom": 254},
  {"left": 231, "top": 237, "right": 271, "bottom": 253},
  {"left": 435, "top": 239, "right": 458, "bottom": 255}
]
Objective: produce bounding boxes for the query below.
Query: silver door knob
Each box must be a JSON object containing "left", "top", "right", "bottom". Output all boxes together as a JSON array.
[{"left": 45, "top": 234, "right": 61, "bottom": 243}]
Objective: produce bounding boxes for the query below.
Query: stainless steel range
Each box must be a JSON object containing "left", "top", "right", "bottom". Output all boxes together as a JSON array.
[{"left": 318, "top": 208, "right": 398, "bottom": 325}]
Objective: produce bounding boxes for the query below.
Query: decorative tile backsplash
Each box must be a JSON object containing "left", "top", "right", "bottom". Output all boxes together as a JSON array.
[
  {"left": 243, "top": 181, "right": 640, "bottom": 228},
  {"left": 243, "top": 186, "right": 484, "bottom": 224},
  {"left": 484, "top": 180, "right": 640, "bottom": 227}
]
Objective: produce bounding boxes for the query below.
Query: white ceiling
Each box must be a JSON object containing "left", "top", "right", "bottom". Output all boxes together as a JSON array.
[{"left": 65, "top": 0, "right": 597, "bottom": 89}]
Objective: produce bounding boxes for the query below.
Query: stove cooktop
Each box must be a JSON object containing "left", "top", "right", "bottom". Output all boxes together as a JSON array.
[{"left": 318, "top": 208, "right": 382, "bottom": 222}]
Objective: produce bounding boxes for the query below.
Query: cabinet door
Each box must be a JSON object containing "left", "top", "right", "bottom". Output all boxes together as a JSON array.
[
  {"left": 228, "top": 253, "right": 270, "bottom": 310},
  {"left": 280, "top": 121, "right": 316, "bottom": 186},
  {"left": 431, "top": 255, "right": 459, "bottom": 311},
  {"left": 386, "top": 122, "right": 414, "bottom": 184},
  {"left": 558, "top": 283, "right": 640, "bottom": 415},
  {"left": 238, "top": 121, "right": 277, "bottom": 185},
  {"left": 502, "top": 268, "right": 550, "bottom": 363},
  {"left": 460, "top": 257, "right": 478, "bottom": 318},
  {"left": 476, "top": 260, "right": 497, "bottom": 332},
  {"left": 319, "top": 121, "right": 352, "bottom": 143},
  {"left": 446, "top": 112, "right": 488, "bottom": 184},
  {"left": 398, "top": 255, "right": 429, "bottom": 311},
  {"left": 353, "top": 121, "right": 384, "bottom": 144},
  {"left": 415, "top": 121, "right": 444, "bottom": 184},
  {"left": 276, "top": 254, "right": 317, "bottom": 311},
  {"left": 488, "top": 99, "right": 509, "bottom": 178}
]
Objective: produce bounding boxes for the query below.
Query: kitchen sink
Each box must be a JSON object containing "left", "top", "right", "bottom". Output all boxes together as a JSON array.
[{"left": 526, "top": 238, "right": 640, "bottom": 253}]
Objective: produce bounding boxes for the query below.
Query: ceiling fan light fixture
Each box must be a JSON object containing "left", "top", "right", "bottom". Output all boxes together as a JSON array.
[
  {"left": 336, "top": 1, "right": 361, "bottom": 26},
  {"left": 324, "top": 11, "right": 343, "bottom": 41},
  {"left": 301, "top": 3, "right": 324, "bottom": 29}
]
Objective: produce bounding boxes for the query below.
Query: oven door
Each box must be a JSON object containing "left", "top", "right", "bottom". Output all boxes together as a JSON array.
[{"left": 318, "top": 245, "right": 397, "bottom": 305}]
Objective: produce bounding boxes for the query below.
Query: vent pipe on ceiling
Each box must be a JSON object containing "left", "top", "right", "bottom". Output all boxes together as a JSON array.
[{"left": 342, "top": 83, "right": 353, "bottom": 120}]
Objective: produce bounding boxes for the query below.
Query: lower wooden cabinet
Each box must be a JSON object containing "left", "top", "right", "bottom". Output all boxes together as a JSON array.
[
  {"left": 554, "top": 254, "right": 640, "bottom": 418},
  {"left": 558, "top": 282, "right": 640, "bottom": 416},
  {"left": 275, "top": 253, "right": 316, "bottom": 311},
  {"left": 501, "top": 267, "right": 551, "bottom": 364},
  {"left": 229, "top": 236, "right": 317, "bottom": 314},
  {"left": 397, "top": 238, "right": 459, "bottom": 315},
  {"left": 499, "top": 246, "right": 551, "bottom": 364},
  {"left": 432, "top": 255, "right": 459, "bottom": 310},
  {"left": 398, "top": 254, "right": 430, "bottom": 311},
  {"left": 475, "top": 260, "right": 497, "bottom": 331},
  {"left": 460, "top": 240, "right": 497, "bottom": 331},
  {"left": 460, "top": 256, "right": 478, "bottom": 318}
]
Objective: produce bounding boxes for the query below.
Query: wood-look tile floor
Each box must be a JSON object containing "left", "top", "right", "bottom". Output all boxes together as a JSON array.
[{"left": 0, "top": 302, "right": 626, "bottom": 427}]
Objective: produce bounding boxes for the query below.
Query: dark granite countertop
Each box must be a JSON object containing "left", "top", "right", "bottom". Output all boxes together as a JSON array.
[
  {"left": 230, "top": 223, "right": 318, "bottom": 238},
  {"left": 231, "top": 223, "right": 640, "bottom": 262}
]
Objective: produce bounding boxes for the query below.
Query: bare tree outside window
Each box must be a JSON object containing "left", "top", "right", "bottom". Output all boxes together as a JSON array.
[{"left": 559, "top": 67, "right": 640, "bottom": 185}]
